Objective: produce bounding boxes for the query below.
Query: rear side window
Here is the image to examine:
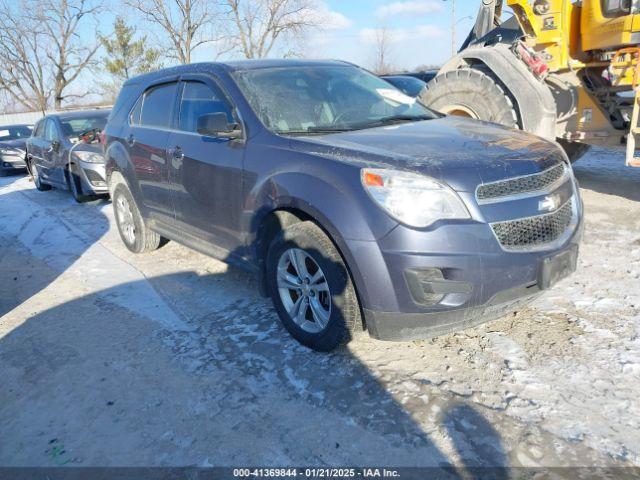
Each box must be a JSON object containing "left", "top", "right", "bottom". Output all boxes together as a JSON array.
[
  {"left": 140, "top": 82, "right": 178, "bottom": 128},
  {"left": 129, "top": 96, "right": 142, "bottom": 125},
  {"left": 178, "top": 81, "right": 233, "bottom": 133}
]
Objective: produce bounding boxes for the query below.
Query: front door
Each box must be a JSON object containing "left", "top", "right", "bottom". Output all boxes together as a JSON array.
[{"left": 166, "top": 78, "right": 245, "bottom": 255}]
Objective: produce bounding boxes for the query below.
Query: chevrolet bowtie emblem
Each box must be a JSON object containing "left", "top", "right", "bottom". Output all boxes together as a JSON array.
[{"left": 539, "top": 194, "right": 561, "bottom": 212}]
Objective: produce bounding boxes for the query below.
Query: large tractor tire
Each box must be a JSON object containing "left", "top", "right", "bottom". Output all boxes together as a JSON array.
[{"left": 420, "top": 68, "right": 519, "bottom": 128}]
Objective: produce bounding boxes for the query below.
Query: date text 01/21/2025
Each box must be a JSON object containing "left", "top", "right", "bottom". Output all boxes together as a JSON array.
[{"left": 232, "top": 468, "right": 401, "bottom": 478}]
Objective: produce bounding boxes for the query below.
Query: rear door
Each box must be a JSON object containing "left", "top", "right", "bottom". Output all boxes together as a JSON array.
[
  {"left": 166, "top": 76, "right": 245, "bottom": 253},
  {"left": 27, "top": 119, "right": 45, "bottom": 171},
  {"left": 128, "top": 81, "right": 179, "bottom": 224}
]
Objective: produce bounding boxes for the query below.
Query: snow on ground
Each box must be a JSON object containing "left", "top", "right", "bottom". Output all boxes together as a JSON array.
[{"left": 0, "top": 147, "right": 638, "bottom": 468}]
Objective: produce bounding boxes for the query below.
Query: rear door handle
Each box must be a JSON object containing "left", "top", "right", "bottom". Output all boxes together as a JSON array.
[{"left": 127, "top": 134, "right": 136, "bottom": 147}]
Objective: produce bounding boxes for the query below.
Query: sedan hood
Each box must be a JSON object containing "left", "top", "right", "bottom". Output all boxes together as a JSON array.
[
  {"left": 0, "top": 139, "right": 27, "bottom": 152},
  {"left": 290, "top": 116, "right": 566, "bottom": 192}
]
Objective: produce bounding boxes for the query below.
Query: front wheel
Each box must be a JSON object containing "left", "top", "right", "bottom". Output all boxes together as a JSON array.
[
  {"left": 266, "top": 221, "right": 362, "bottom": 351},
  {"left": 112, "top": 182, "right": 162, "bottom": 253},
  {"left": 31, "top": 162, "right": 52, "bottom": 191},
  {"left": 68, "top": 164, "right": 93, "bottom": 203}
]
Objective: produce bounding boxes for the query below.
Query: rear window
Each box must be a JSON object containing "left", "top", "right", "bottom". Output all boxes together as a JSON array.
[
  {"left": 0, "top": 125, "right": 32, "bottom": 141},
  {"left": 140, "top": 83, "right": 177, "bottom": 128}
]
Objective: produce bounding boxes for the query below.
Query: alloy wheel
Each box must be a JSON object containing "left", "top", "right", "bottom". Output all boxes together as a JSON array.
[
  {"left": 276, "top": 248, "right": 332, "bottom": 333},
  {"left": 115, "top": 194, "right": 136, "bottom": 244}
]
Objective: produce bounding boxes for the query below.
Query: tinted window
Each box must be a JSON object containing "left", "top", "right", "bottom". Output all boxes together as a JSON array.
[
  {"left": 140, "top": 83, "right": 178, "bottom": 128},
  {"left": 59, "top": 114, "right": 108, "bottom": 139},
  {"left": 44, "top": 120, "right": 58, "bottom": 142},
  {"left": 0, "top": 125, "right": 32, "bottom": 141},
  {"left": 179, "top": 81, "right": 233, "bottom": 133}
]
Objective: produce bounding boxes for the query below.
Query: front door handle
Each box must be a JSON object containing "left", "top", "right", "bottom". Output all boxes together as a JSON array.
[{"left": 127, "top": 134, "right": 136, "bottom": 147}]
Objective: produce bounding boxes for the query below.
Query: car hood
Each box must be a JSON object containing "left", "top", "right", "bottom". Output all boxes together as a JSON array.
[
  {"left": 0, "top": 139, "right": 27, "bottom": 151},
  {"left": 289, "top": 116, "right": 566, "bottom": 192},
  {"left": 72, "top": 142, "right": 104, "bottom": 156}
]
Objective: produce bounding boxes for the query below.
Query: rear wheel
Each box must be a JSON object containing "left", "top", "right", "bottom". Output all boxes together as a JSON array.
[
  {"left": 112, "top": 182, "right": 161, "bottom": 253},
  {"left": 420, "top": 68, "right": 519, "bottom": 127},
  {"left": 266, "top": 221, "right": 362, "bottom": 352}
]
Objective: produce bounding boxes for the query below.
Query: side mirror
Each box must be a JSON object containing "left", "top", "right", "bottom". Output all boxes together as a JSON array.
[
  {"left": 49, "top": 140, "right": 61, "bottom": 153},
  {"left": 196, "top": 112, "right": 242, "bottom": 139}
]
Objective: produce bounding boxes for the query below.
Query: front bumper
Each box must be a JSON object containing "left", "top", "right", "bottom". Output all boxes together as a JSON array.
[
  {"left": 344, "top": 200, "right": 583, "bottom": 342},
  {"left": 0, "top": 152, "right": 27, "bottom": 172},
  {"left": 78, "top": 161, "right": 108, "bottom": 194}
]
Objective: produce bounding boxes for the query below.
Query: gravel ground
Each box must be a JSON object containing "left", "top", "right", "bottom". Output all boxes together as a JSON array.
[{"left": 0, "top": 147, "right": 638, "bottom": 470}]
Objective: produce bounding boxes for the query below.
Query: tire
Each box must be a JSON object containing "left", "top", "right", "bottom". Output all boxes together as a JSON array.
[
  {"left": 557, "top": 139, "right": 591, "bottom": 164},
  {"left": 31, "top": 162, "right": 52, "bottom": 191},
  {"left": 68, "top": 164, "right": 92, "bottom": 203},
  {"left": 266, "top": 221, "right": 362, "bottom": 352},
  {"left": 420, "top": 68, "right": 519, "bottom": 128},
  {"left": 112, "top": 182, "right": 162, "bottom": 253}
]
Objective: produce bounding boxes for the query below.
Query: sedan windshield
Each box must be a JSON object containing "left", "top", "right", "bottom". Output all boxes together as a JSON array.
[
  {"left": 233, "top": 65, "right": 439, "bottom": 135},
  {"left": 0, "top": 125, "right": 32, "bottom": 141}
]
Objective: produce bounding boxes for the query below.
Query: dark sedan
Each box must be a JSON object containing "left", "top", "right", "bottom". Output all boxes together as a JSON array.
[
  {"left": 0, "top": 124, "right": 32, "bottom": 175},
  {"left": 26, "top": 109, "right": 110, "bottom": 202}
]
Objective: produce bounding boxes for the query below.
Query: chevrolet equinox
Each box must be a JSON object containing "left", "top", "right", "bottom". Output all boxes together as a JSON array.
[{"left": 104, "top": 60, "right": 582, "bottom": 351}]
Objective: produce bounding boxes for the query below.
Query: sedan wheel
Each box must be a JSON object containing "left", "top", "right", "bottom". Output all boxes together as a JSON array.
[{"left": 277, "top": 247, "right": 332, "bottom": 333}]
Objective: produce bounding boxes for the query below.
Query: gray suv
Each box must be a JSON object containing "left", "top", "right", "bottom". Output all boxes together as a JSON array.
[{"left": 104, "top": 60, "right": 582, "bottom": 351}]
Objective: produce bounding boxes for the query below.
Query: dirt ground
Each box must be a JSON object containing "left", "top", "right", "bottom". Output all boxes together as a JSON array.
[{"left": 0, "top": 147, "right": 638, "bottom": 470}]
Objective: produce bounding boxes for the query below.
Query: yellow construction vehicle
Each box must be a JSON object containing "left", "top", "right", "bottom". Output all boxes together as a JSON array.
[{"left": 419, "top": 0, "right": 640, "bottom": 165}]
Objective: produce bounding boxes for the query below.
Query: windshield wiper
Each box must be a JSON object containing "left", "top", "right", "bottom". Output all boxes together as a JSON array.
[{"left": 366, "top": 114, "right": 434, "bottom": 127}]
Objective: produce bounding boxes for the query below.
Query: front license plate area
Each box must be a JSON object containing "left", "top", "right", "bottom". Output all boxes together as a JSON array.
[{"left": 538, "top": 245, "right": 578, "bottom": 290}]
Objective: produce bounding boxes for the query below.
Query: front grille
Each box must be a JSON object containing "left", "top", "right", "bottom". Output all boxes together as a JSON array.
[
  {"left": 491, "top": 199, "right": 574, "bottom": 250},
  {"left": 477, "top": 163, "right": 566, "bottom": 202}
]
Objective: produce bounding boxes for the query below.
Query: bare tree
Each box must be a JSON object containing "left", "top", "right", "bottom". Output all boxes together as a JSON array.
[
  {"left": 125, "top": 0, "right": 215, "bottom": 64},
  {"left": 0, "top": 2, "right": 52, "bottom": 112},
  {"left": 370, "top": 26, "right": 395, "bottom": 75},
  {"left": 218, "top": 0, "right": 322, "bottom": 59},
  {"left": 0, "top": 0, "right": 100, "bottom": 112},
  {"left": 38, "top": 0, "right": 101, "bottom": 109}
]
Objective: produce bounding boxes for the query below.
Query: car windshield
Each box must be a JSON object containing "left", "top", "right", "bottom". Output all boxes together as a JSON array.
[
  {"left": 59, "top": 114, "right": 108, "bottom": 140},
  {"left": 0, "top": 125, "right": 32, "bottom": 141},
  {"left": 233, "top": 65, "right": 439, "bottom": 135}
]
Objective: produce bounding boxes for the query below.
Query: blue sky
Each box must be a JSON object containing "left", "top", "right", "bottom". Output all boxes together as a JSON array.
[{"left": 309, "top": 0, "right": 482, "bottom": 70}]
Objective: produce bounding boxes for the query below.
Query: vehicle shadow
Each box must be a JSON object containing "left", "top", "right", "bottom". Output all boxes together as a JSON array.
[
  {"left": 573, "top": 147, "right": 640, "bottom": 202},
  {"left": 0, "top": 183, "right": 508, "bottom": 472}
]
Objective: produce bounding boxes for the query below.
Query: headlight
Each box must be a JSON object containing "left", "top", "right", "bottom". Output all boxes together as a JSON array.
[
  {"left": 0, "top": 148, "right": 19, "bottom": 155},
  {"left": 74, "top": 151, "right": 103, "bottom": 163},
  {"left": 361, "top": 168, "right": 470, "bottom": 227}
]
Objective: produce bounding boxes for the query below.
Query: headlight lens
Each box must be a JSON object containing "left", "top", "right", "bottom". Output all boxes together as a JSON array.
[
  {"left": 74, "top": 151, "right": 103, "bottom": 163},
  {"left": 0, "top": 148, "right": 19, "bottom": 155},
  {"left": 361, "top": 168, "right": 470, "bottom": 227}
]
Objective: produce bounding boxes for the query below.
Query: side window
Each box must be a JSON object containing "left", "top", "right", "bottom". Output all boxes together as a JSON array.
[
  {"left": 34, "top": 120, "right": 44, "bottom": 138},
  {"left": 129, "top": 96, "right": 143, "bottom": 125},
  {"left": 44, "top": 120, "right": 58, "bottom": 142},
  {"left": 140, "top": 82, "right": 178, "bottom": 128},
  {"left": 178, "top": 81, "right": 234, "bottom": 133}
]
